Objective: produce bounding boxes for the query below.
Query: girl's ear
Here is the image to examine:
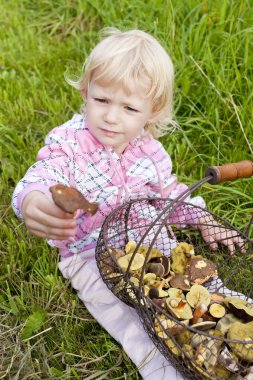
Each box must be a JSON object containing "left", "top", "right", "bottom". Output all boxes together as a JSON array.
[
  {"left": 148, "top": 110, "right": 161, "bottom": 124},
  {"left": 81, "top": 89, "right": 87, "bottom": 102}
]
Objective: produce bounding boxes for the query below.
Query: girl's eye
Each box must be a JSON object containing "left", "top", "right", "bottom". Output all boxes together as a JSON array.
[
  {"left": 126, "top": 106, "right": 138, "bottom": 112},
  {"left": 94, "top": 98, "right": 107, "bottom": 103}
]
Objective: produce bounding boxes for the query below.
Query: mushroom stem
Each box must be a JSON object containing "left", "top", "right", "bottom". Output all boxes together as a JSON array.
[
  {"left": 191, "top": 303, "right": 208, "bottom": 325},
  {"left": 158, "top": 275, "right": 174, "bottom": 290}
]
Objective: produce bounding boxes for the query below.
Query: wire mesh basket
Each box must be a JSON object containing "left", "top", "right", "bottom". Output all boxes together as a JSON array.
[{"left": 95, "top": 161, "right": 253, "bottom": 380}]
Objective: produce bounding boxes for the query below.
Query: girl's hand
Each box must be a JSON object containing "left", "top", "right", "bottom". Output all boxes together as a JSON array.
[
  {"left": 22, "top": 191, "right": 77, "bottom": 241},
  {"left": 198, "top": 215, "right": 246, "bottom": 256}
]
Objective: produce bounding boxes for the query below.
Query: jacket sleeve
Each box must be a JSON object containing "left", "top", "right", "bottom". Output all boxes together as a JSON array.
[
  {"left": 147, "top": 141, "right": 206, "bottom": 228},
  {"left": 12, "top": 120, "right": 81, "bottom": 220}
]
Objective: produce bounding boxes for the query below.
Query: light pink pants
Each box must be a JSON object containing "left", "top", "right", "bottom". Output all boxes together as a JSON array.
[{"left": 58, "top": 250, "right": 185, "bottom": 380}]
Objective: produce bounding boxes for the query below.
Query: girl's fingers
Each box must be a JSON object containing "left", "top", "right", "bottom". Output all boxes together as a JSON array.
[
  {"left": 25, "top": 211, "right": 76, "bottom": 240},
  {"left": 28, "top": 220, "right": 76, "bottom": 239},
  {"left": 233, "top": 236, "right": 247, "bottom": 254},
  {"left": 26, "top": 208, "right": 77, "bottom": 230},
  {"left": 219, "top": 231, "right": 246, "bottom": 255},
  {"left": 38, "top": 202, "right": 74, "bottom": 220},
  {"left": 201, "top": 231, "right": 218, "bottom": 250}
]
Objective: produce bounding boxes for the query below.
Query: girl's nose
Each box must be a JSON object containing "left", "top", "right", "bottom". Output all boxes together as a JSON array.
[{"left": 103, "top": 106, "right": 119, "bottom": 124}]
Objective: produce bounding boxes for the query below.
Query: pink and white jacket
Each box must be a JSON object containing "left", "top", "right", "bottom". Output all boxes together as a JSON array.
[{"left": 12, "top": 114, "right": 205, "bottom": 257}]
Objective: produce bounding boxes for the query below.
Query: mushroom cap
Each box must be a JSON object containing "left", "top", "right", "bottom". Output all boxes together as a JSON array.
[
  {"left": 136, "top": 246, "right": 163, "bottom": 261},
  {"left": 169, "top": 275, "right": 191, "bottom": 291},
  {"left": 216, "top": 313, "right": 242, "bottom": 335},
  {"left": 147, "top": 262, "right": 165, "bottom": 277},
  {"left": 149, "top": 287, "right": 169, "bottom": 298},
  {"left": 224, "top": 297, "right": 253, "bottom": 322},
  {"left": 186, "top": 257, "right": 218, "bottom": 285},
  {"left": 218, "top": 346, "right": 240, "bottom": 373},
  {"left": 166, "top": 297, "right": 193, "bottom": 320},
  {"left": 186, "top": 284, "right": 211, "bottom": 308},
  {"left": 129, "top": 276, "right": 140, "bottom": 287},
  {"left": 171, "top": 247, "right": 188, "bottom": 274},
  {"left": 125, "top": 240, "right": 137, "bottom": 254},
  {"left": 50, "top": 184, "right": 98, "bottom": 214},
  {"left": 167, "top": 288, "right": 185, "bottom": 299},
  {"left": 149, "top": 256, "right": 170, "bottom": 276},
  {"left": 227, "top": 321, "right": 253, "bottom": 361},
  {"left": 152, "top": 298, "right": 166, "bottom": 309},
  {"left": 160, "top": 256, "right": 171, "bottom": 276},
  {"left": 191, "top": 321, "right": 217, "bottom": 331},
  {"left": 195, "top": 337, "right": 220, "bottom": 371},
  {"left": 154, "top": 314, "right": 189, "bottom": 337},
  {"left": 143, "top": 273, "right": 156, "bottom": 284},
  {"left": 209, "top": 303, "right": 226, "bottom": 319},
  {"left": 117, "top": 252, "right": 145, "bottom": 271}
]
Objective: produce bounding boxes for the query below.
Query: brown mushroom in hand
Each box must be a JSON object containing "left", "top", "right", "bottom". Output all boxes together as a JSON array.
[{"left": 50, "top": 184, "right": 99, "bottom": 215}]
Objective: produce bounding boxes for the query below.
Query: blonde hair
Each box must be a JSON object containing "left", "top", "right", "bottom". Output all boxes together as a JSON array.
[{"left": 66, "top": 28, "right": 175, "bottom": 137}]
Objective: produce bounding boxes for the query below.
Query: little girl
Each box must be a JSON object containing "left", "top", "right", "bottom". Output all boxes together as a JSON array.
[{"left": 12, "top": 28, "right": 244, "bottom": 379}]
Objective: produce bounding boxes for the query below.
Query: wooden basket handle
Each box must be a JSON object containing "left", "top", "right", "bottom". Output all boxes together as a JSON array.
[{"left": 205, "top": 160, "right": 253, "bottom": 184}]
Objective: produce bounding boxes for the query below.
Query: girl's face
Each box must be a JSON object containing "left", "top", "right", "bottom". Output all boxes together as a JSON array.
[{"left": 83, "top": 79, "right": 156, "bottom": 154}]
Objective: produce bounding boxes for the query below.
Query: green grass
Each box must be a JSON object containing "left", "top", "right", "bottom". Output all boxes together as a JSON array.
[{"left": 0, "top": 0, "right": 253, "bottom": 378}]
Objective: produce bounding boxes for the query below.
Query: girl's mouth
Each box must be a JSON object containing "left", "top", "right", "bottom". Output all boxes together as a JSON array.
[{"left": 100, "top": 128, "right": 120, "bottom": 137}]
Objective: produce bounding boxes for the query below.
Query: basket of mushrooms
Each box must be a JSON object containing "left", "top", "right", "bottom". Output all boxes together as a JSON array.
[{"left": 95, "top": 162, "right": 253, "bottom": 380}]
